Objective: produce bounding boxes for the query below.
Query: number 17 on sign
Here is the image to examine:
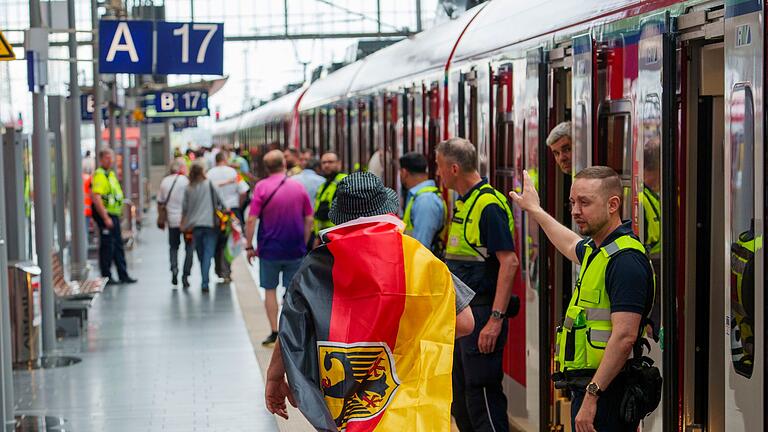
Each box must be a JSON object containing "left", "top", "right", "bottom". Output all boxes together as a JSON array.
[{"left": 156, "top": 22, "right": 223, "bottom": 75}]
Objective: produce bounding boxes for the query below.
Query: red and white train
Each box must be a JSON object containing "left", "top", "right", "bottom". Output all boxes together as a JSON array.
[{"left": 213, "top": 0, "right": 765, "bottom": 430}]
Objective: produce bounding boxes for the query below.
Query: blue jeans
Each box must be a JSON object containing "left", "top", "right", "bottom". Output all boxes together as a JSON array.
[{"left": 193, "top": 227, "right": 218, "bottom": 288}]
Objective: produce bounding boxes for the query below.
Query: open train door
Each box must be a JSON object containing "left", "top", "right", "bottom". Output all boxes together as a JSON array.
[
  {"left": 635, "top": 11, "right": 675, "bottom": 432},
  {"left": 724, "top": 0, "right": 765, "bottom": 430}
]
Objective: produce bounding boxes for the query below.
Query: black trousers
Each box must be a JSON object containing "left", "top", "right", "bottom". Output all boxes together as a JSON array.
[
  {"left": 95, "top": 214, "right": 129, "bottom": 280},
  {"left": 452, "top": 305, "right": 509, "bottom": 432},
  {"left": 214, "top": 227, "right": 230, "bottom": 278},
  {"left": 168, "top": 227, "right": 194, "bottom": 278}
]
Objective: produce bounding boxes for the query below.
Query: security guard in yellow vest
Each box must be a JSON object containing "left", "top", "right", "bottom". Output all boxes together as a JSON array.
[
  {"left": 730, "top": 226, "right": 758, "bottom": 378},
  {"left": 92, "top": 148, "right": 137, "bottom": 284},
  {"left": 435, "top": 138, "right": 519, "bottom": 432},
  {"left": 399, "top": 152, "right": 446, "bottom": 256},
  {"left": 510, "top": 166, "right": 654, "bottom": 432},
  {"left": 640, "top": 185, "right": 661, "bottom": 256},
  {"left": 313, "top": 152, "right": 347, "bottom": 245}
]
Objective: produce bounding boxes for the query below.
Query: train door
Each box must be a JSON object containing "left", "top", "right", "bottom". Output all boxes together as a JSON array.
[
  {"left": 571, "top": 34, "right": 595, "bottom": 173},
  {"left": 545, "top": 41, "right": 575, "bottom": 431},
  {"left": 723, "top": 1, "right": 765, "bottom": 430},
  {"left": 426, "top": 82, "right": 441, "bottom": 178}
]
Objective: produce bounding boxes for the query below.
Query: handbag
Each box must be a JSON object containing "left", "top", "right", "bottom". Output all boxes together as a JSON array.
[
  {"left": 157, "top": 174, "right": 180, "bottom": 229},
  {"left": 616, "top": 354, "right": 662, "bottom": 424}
]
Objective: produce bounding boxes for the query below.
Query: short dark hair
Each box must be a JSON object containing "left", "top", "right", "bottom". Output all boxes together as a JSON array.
[
  {"left": 306, "top": 158, "right": 320, "bottom": 171},
  {"left": 574, "top": 166, "right": 623, "bottom": 201},
  {"left": 215, "top": 152, "right": 227, "bottom": 163},
  {"left": 285, "top": 148, "right": 299, "bottom": 157},
  {"left": 300, "top": 147, "right": 313, "bottom": 155},
  {"left": 399, "top": 152, "right": 428, "bottom": 174}
]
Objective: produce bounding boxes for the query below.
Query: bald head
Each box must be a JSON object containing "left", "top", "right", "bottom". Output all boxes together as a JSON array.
[{"left": 264, "top": 149, "right": 286, "bottom": 174}]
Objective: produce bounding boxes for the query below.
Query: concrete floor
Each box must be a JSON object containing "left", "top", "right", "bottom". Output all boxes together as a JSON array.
[{"left": 12, "top": 222, "right": 278, "bottom": 431}]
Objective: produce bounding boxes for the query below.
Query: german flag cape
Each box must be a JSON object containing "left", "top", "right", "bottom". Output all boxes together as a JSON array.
[{"left": 279, "top": 215, "right": 456, "bottom": 431}]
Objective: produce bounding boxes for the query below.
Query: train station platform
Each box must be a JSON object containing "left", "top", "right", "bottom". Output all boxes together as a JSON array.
[{"left": 10, "top": 220, "right": 313, "bottom": 431}]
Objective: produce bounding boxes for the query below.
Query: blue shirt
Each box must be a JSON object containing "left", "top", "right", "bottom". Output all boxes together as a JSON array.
[
  {"left": 405, "top": 179, "right": 445, "bottom": 249},
  {"left": 292, "top": 169, "right": 326, "bottom": 201}
]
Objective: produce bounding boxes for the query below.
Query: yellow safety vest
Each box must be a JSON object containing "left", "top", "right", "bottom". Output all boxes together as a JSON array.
[
  {"left": 314, "top": 173, "right": 347, "bottom": 235},
  {"left": 730, "top": 230, "right": 760, "bottom": 378},
  {"left": 555, "top": 234, "right": 652, "bottom": 372},
  {"left": 92, "top": 167, "right": 124, "bottom": 216},
  {"left": 445, "top": 183, "right": 514, "bottom": 262},
  {"left": 639, "top": 186, "right": 661, "bottom": 255},
  {"left": 403, "top": 185, "right": 447, "bottom": 253}
]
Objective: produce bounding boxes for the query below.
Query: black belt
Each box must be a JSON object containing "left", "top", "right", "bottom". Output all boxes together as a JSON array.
[{"left": 552, "top": 369, "right": 596, "bottom": 390}]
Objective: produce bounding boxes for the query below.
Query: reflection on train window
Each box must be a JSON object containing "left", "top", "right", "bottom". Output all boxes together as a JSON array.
[
  {"left": 598, "top": 99, "right": 633, "bottom": 218},
  {"left": 729, "top": 84, "right": 756, "bottom": 379},
  {"left": 574, "top": 102, "right": 589, "bottom": 173}
]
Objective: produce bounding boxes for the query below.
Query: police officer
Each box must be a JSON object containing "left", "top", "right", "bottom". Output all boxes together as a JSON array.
[
  {"left": 399, "top": 152, "right": 446, "bottom": 255},
  {"left": 510, "top": 166, "right": 654, "bottom": 432},
  {"left": 313, "top": 152, "right": 347, "bottom": 245},
  {"left": 92, "top": 148, "right": 137, "bottom": 284},
  {"left": 435, "top": 138, "right": 519, "bottom": 432}
]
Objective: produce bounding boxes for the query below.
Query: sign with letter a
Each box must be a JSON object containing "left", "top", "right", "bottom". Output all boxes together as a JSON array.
[{"left": 99, "top": 20, "right": 153, "bottom": 73}]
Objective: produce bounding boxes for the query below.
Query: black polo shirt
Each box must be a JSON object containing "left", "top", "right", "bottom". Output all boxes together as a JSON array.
[
  {"left": 575, "top": 221, "right": 654, "bottom": 315},
  {"left": 447, "top": 179, "right": 514, "bottom": 302}
]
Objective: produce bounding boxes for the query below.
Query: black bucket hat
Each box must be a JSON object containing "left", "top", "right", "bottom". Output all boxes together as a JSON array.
[{"left": 328, "top": 171, "right": 400, "bottom": 225}]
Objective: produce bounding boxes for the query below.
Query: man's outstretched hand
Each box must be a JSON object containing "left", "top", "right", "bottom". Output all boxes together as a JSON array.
[{"left": 508, "top": 170, "right": 541, "bottom": 212}]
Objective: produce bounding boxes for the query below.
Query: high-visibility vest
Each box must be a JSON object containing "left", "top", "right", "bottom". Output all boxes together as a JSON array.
[
  {"left": 313, "top": 173, "right": 347, "bottom": 235},
  {"left": 83, "top": 173, "right": 93, "bottom": 217},
  {"left": 92, "top": 167, "right": 124, "bottom": 216},
  {"left": 445, "top": 183, "right": 514, "bottom": 262},
  {"left": 403, "top": 185, "right": 447, "bottom": 253},
  {"left": 555, "top": 234, "right": 652, "bottom": 372},
  {"left": 640, "top": 186, "right": 661, "bottom": 255},
  {"left": 730, "top": 230, "right": 760, "bottom": 377}
]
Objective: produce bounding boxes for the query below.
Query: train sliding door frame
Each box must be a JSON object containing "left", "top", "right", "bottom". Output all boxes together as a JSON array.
[
  {"left": 724, "top": 1, "right": 765, "bottom": 430},
  {"left": 635, "top": 12, "right": 678, "bottom": 432}
]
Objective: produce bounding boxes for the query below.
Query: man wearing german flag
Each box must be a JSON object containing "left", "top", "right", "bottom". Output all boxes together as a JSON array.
[{"left": 265, "top": 171, "right": 476, "bottom": 431}]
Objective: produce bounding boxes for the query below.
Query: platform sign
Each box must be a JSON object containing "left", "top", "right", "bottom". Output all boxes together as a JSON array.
[
  {"left": 99, "top": 20, "right": 153, "bottom": 73},
  {"left": 144, "top": 90, "right": 209, "bottom": 118},
  {"left": 80, "top": 93, "right": 111, "bottom": 121},
  {"left": 156, "top": 22, "right": 224, "bottom": 75},
  {"left": 0, "top": 30, "right": 15, "bottom": 60}
]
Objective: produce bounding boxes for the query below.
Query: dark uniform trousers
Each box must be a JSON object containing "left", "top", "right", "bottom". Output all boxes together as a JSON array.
[
  {"left": 452, "top": 304, "right": 509, "bottom": 432},
  {"left": 95, "top": 214, "right": 130, "bottom": 280}
]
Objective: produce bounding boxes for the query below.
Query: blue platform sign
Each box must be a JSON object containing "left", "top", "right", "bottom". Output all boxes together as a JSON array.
[
  {"left": 156, "top": 22, "right": 224, "bottom": 75},
  {"left": 144, "top": 90, "right": 209, "bottom": 118},
  {"left": 80, "top": 93, "right": 109, "bottom": 121},
  {"left": 99, "top": 20, "right": 153, "bottom": 74}
]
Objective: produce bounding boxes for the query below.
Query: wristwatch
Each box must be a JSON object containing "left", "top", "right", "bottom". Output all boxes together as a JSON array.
[
  {"left": 245, "top": 246, "right": 254, "bottom": 251},
  {"left": 490, "top": 310, "right": 505, "bottom": 320},
  {"left": 586, "top": 381, "right": 603, "bottom": 397}
]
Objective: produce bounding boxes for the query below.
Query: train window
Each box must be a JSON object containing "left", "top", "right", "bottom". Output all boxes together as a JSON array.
[
  {"left": 729, "top": 84, "right": 756, "bottom": 379},
  {"left": 597, "top": 99, "right": 633, "bottom": 218},
  {"left": 574, "top": 102, "right": 589, "bottom": 172},
  {"left": 640, "top": 95, "right": 662, "bottom": 257}
]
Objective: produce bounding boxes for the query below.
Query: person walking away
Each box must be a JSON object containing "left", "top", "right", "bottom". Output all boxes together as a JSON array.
[
  {"left": 263, "top": 172, "right": 476, "bottom": 429},
  {"left": 207, "top": 151, "right": 249, "bottom": 282},
  {"left": 284, "top": 148, "right": 303, "bottom": 176},
  {"left": 435, "top": 137, "right": 519, "bottom": 432},
  {"left": 313, "top": 152, "right": 347, "bottom": 246},
  {"left": 509, "top": 166, "right": 657, "bottom": 431},
  {"left": 292, "top": 158, "right": 325, "bottom": 203},
  {"left": 181, "top": 161, "right": 225, "bottom": 292},
  {"left": 159, "top": 158, "right": 193, "bottom": 288},
  {"left": 399, "top": 152, "right": 446, "bottom": 256},
  {"left": 245, "top": 150, "right": 313, "bottom": 346},
  {"left": 91, "top": 148, "right": 137, "bottom": 285}
]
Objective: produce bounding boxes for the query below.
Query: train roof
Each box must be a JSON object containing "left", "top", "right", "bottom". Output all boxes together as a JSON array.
[
  {"left": 236, "top": 87, "right": 306, "bottom": 131},
  {"left": 299, "top": 60, "right": 366, "bottom": 110},
  {"left": 210, "top": 114, "right": 242, "bottom": 137},
  {"left": 453, "top": 0, "right": 682, "bottom": 62},
  {"left": 346, "top": 3, "right": 488, "bottom": 95}
]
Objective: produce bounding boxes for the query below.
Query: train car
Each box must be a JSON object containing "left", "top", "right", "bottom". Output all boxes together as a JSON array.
[{"left": 213, "top": 0, "right": 765, "bottom": 430}]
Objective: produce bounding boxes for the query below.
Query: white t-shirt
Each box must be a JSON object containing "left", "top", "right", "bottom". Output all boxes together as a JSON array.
[
  {"left": 207, "top": 165, "right": 249, "bottom": 209},
  {"left": 158, "top": 174, "right": 190, "bottom": 228}
]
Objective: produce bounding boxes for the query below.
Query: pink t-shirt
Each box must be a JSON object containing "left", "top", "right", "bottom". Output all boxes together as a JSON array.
[{"left": 250, "top": 173, "right": 313, "bottom": 260}]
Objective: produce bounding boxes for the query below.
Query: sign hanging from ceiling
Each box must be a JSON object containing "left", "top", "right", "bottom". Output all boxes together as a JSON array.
[
  {"left": 98, "top": 20, "right": 224, "bottom": 75},
  {"left": 144, "top": 90, "right": 209, "bottom": 118}
]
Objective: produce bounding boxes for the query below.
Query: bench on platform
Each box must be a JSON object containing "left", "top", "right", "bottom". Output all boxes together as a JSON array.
[{"left": 52, "top": 252, "right": 107, "bottom": 337}]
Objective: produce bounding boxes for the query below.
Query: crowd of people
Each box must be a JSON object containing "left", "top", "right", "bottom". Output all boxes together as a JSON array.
[{"left": 139, "top": 133, "right": 659, "bottom": 431}]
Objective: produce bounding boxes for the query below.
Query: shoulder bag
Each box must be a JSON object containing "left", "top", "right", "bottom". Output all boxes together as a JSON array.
[{"left": 157, "top": 175, "right": 179, "bottom": 229}]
